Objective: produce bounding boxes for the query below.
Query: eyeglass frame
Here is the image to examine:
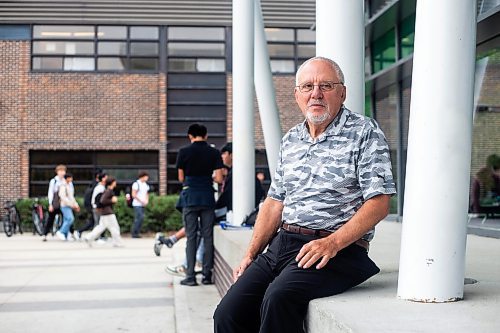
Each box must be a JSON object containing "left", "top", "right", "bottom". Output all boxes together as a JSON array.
[{"left": 295, "top": 81, "right": 344, "bottom": 93}]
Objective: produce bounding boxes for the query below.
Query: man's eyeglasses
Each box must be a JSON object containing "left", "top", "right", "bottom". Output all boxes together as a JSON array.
[{"left": 296, "top": 81, "right": 343, "bottom": 93}]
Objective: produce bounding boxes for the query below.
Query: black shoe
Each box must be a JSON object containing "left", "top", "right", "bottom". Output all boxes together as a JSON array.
[
  {"left": 164, "top": 237, "right": 175, "bottom": 248},
  {"left": 132, "top": 234, "right": 142, "bottom": 238},
  {"left": 202, "top": 275, "right": 213, "bottom": 285},
  {"left": 180, "top": 278, "right": 198, "bottom": 286},
  {"left": 153, "top": 233, "right": 163, "bottom": 256}
]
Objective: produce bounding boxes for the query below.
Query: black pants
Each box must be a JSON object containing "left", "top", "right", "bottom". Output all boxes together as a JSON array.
[
  {"left": 213, "top": 230, "right": 380, "bottom": 333},
  {"left": 183, "top": 206, "right": 215, "bottom": 279},
  {"left": 78, "top": 207, "right": 95, "bottom": 233},
  {"left": 43, "top": 208, "right": 62, "bottom": 236}
]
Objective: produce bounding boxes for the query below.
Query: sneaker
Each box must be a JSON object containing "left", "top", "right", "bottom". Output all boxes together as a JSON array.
[
  {"left": 154, "top": 233, "right": 163, "bottom": 256},
  {"left": 73, "top": 230, "right": 81, "bottom": 241},
  {"left": 55, "top": 231, "right": 66, "bottom": 241},
  {"left": 180, "top": 277, "right": 198, "bottom": 286},
  {"left": 67, "top": 234, "right": 75, "bottom": 242},
  {"left": 202, "top": 275, "right": 213, "bottom": 285},
  {"left": 42, "top": 235, "right": 47, "bottom": 242},
  {"left": 164, "top": 237, "right": 175, "bottom": 248},
  {"left": 96, "top": 238, "right": 107, "bottom": 245},
  {"left": 165, "top": 264, "right": 187, "bottom": 277},
  {"left": 132, "top": 234, "right": 142, "bottom": 238}
]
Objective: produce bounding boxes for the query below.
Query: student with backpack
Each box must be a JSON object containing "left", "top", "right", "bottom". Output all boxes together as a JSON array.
[
  {"left": 43, "top": 164, "right": 66, "bottom": 242},
  {"left": 131, "top": 171, "right": 150, "bottom": 238},
  {"left": 84, "top": 177, "right": 124, "bottom": 247},
  {"left": 74, "top": 171, "right": 103, "bottom": 240}
]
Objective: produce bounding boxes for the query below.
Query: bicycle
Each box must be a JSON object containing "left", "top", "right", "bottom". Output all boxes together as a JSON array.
[
  {"left": 32, "top": 198, "right": 47, "bottom": 236},
  {"left": 2, "top": 201, "right": 22, "bottom": 237}
]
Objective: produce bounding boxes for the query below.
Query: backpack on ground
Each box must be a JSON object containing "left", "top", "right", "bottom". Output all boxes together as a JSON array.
[{"left": 94, "top": 192, "right": 104, "bottom": 209}]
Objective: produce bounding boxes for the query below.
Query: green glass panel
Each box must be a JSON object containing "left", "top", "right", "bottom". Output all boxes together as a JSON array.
[{"left": 371, "top": 28, "right": 396, "bottom": 73}]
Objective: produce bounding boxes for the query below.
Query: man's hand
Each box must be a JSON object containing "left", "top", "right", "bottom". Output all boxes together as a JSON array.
[
  {"left": 233, "top": 256, "right": 253, "bottom": 282},
  {"left": 296, "top": 237, "right": 338, "bottom": 270},
  {"left": 48, "top": 205, "right": 54, "bottom": 213}
]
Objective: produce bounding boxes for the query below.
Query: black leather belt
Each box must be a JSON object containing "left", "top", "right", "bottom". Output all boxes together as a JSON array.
[{"left": 281, "top": 223, "right": 370, "bottom": 252}]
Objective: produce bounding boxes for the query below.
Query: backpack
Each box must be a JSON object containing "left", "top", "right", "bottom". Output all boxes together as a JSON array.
[
  {"left": 50, "top": 178, "right": 61, "bottom": 210},
  {"left": 83, "top": 183, "right": 97, "bottom": 210},
  {"left": 94, "top": 192, "right": 104, "bottom": 209},
  {"left": 125, "top": 181, "right": 138, "bottom": 208}
]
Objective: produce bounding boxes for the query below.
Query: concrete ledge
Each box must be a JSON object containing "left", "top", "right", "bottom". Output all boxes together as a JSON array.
[{"left": 213, "top": 221, "right": 500, "bottom": 332}]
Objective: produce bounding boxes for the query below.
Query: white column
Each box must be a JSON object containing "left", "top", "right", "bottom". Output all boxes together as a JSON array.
[
  {"left": 232, "top": 0, "right": 255, "bottom": 224},
  {"left": 254, "top": 0, "right": 282, "bottom": 177},
  {"left": 398, "top": 0, "right": 477, "bottom": 302},
  {"left": 316, "top": 0, "right": 364, "bottom": 114}
]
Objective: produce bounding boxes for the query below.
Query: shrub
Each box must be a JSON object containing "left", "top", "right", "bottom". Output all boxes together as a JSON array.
[{"left": 15, "top": 194, "right": 181, "bottom": 234}]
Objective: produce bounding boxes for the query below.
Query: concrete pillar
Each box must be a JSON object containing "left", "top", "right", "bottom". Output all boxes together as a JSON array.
[
  {"left": 254, "top": 0, "right": 282, "bottom": 177},
  {"left": 397, "top": 0, "right": 477, "bottom": 302},
  {"left": 232, "top": 0, "right": 255, "bottom": 224},
  {"left": 316, "top": 0, "right": 364, "bottom": 114}
]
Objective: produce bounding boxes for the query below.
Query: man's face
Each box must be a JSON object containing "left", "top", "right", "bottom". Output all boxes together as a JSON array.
[
  {"left": 141, "top": 175, "right": 149, "bottom": 182},
  {"left": 221, "top": 151, "right": 232, "bottom": 167},
  {"left": 294, "top": 60, "right": 346, "bottom": 126},
  {"left": 65, "top": 177, "right": 73, "bottom": 183},
  {"left": 101, "top": 175, "right": 108, "bottom": 184},
  {"left": 57, "top": 169, "right": 66, "bottom": 178}
]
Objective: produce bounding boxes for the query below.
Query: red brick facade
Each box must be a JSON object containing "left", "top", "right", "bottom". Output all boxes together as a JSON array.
[{"left": 0, "top": 41, "right": 167, "bottom": 209}]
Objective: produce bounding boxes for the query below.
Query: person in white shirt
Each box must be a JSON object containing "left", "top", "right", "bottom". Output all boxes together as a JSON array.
[
  {"left": 91, "top": 173, "right": 107, "bottom": 226},
  {"left": 131, "top": 171, "right": 150, "bottom": 238},
  {"left": 43, "top": 164, "right": 66, "bottom": 241}
]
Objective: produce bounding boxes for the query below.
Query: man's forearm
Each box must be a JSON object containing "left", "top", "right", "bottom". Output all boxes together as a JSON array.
[
  {"left": 244, "top": 197, "right": 283, "bottom": 260},
  {"left": 328, "top": 194, "right": 391, "bottom": 250}
]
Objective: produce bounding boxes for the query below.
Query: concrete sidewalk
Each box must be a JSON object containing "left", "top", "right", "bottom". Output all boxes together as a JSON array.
[{"left": 0, "top": 233, "right": 219, "bottom": 333}]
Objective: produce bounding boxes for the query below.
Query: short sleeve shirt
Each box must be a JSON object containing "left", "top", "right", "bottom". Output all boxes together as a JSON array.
[
  {"left": 268, "top": 107, "right": 396, "bottom": 241},
  {"left": 132, "top": 180, "right": 150, "bottom": 207},
  {"left": 176, "top": 141, "right": 224, "bottom": 177}
]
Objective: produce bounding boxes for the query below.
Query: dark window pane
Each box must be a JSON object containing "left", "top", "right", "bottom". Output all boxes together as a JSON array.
[
  {"left": 297, "top": 29, "right": 315, "bottom": 42},
  {"left": 168, "top": 42, "right": 225, "bottom": 57},
  {"left": 169, "top": 58, "right": 196, "bottom": 71},
  {"left": 130, "top": 58, "right": 158, "bottom": 71},
  {"left": 98, "top": 42, "right": 127, "bottom": 55},
  {"left": 130, "top": 26, "right": 159, "bottom": 40},
  {"left": 168, "top": 27, "right": 225, "bottom": 41},
  {"left": 297, "top": 44, "right": 315, "bottom": 58},
  {"left": 98, "top": 57, "right": 127, "bottom": 71},
  {"left": 33, "top": 41, "right": 94, "bottom": 55},
  {"left": 96, "top": 151, "right": 158, "bottom": 165},
  {"left": 97, "top": 26, "right": 127, "bottom": 39},
  {"left": 130, "top": 42, "right": 159, "bottom": 56},
  {"left": 265, "top": 28, "right": 294, "bottom": 42},
  {"left": 102, "top": 168, "right": 158, "bottom": 182},
  {"left": 63, "top": 57, "right": 95, "bottom": 71},
  {"left": 33, "top": 25, "right": 94, "bottom": 39},
  {"left": 32, "top": 57, "right": 63, "bottom": 70},
  {"left": 267, "top": 44, "right": 294, "bottom": 57},
  {"left": 399, "top": 15, "right": 415, "bottom": 59}
]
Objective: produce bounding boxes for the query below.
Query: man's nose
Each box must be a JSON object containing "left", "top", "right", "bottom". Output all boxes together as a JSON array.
[{"left": 310, "top": 85, "right": 324, "bottom": 99}]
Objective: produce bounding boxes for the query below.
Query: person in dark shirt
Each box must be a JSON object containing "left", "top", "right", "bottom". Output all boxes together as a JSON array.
[
  {"left": 176, "top": 123, "right": 224, "bottom": 286},
  {"left": 84, "top": 177, "right": 124, "bottom": 247}
]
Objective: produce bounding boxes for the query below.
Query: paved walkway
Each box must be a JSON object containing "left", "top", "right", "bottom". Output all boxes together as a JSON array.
[{"left": 0, "top": 233, "right": 219, "bottom": 333}]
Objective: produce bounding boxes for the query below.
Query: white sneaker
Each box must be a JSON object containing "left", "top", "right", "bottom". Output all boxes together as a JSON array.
[
  {"left": 67, "top": 234, "right": 75, "bottom": 242},
  {"left": 96, "top": 238, "right": 107, "bottom": 245},
  {"left": 56, "top": 231, "right": 66, "bottom": 241},
  {"left": 165, "top": 264, "right": 187, "bottom": 277},
  {"left": 195, "top": 261, "right": 203, "bottom": 272},
  {"left": 73, "top": 230, "right": 81, "bottom": 241},
  {"left": 84, "top": 237, "right": 93, "bottom": 247}
]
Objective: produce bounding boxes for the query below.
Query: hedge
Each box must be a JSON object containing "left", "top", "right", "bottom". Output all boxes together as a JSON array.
[{"left": 15, "top": 194, "right": 182, "bottom": 234}]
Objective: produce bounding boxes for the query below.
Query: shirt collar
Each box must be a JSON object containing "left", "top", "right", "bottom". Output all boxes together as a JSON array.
[{"left": 298, "top": 106, "right": 348, "bottom": 143}]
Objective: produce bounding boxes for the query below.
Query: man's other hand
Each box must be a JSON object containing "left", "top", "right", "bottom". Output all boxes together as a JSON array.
[
  {"left": 233, "top": 256, "right": 253, "bottom": 282},
  {"left": 296, "top": 237, "right": 338, "bottom": 270}
]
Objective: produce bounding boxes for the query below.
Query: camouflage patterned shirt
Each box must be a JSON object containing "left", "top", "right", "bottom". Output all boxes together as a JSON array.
[{"left": 268, "top": 107, "right": 396, "bottom": 241}]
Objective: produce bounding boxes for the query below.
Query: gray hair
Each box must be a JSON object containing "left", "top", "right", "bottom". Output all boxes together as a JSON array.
[{"left": 295, "top": 56, "right": 345, "bottom": 85}]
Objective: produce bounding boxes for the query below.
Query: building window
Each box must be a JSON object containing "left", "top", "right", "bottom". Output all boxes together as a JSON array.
[
  {"left": 29, "top": 150, "right": 159, "bottom": 197},
  {"left": 399, "top": 15, "right": 415, "bottom": 59},
  {"left": 0, "top": 24, "right": 31, "bottom": 40},
  {"left": 265, "top": 28, "right": 315, "bottom": 74},
  {"left": 31, "top": 25, "right": 160, "bottom": 72},
  {"left": 371, "top": 28, "right": 396, "bottom": 73},
  {"left": 167, "top": 26, "right": 226, "bottom": 72}
]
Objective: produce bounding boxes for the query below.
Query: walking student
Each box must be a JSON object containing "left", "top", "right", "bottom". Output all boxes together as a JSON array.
[
  {"left": 84, "top": 177, "right": 124, "bottom": 247},
  {"left": 43, "top": 164, "right": 66, "bottom": 241},
  {"left": 75, "top": 171, "right": 104, "bottom": 240},
  {"left": 56, "top": 173, "right": 80, "bottom": 241},
  {"left": 131, "top": 171, "right": 150, "bottom": 238}
]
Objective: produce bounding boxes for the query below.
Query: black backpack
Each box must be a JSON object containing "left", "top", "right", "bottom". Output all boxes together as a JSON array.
[
  {"left": 83, "top": 183, "right": 97, "bottom": 210},
  {"left": 125, "top": 181, "right": 138, "bottom": 208},
  {"left": 94, "top": 192, "right": 104, "bottom": 209}
]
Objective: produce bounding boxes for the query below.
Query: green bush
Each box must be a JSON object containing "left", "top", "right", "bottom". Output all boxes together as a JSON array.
[{"left": 15, "top": 194, "right": 182, "bottom": 234}]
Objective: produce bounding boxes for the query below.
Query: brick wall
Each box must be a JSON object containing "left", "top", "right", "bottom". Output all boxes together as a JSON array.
[
  {"left": 226, "top": 74, "right": 304, "bottom": 149},
  {"left": 0, "top": 41, "right": 167, "bottom": 210}
]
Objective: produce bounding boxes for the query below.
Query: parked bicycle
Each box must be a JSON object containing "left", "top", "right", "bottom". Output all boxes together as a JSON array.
[
  {"left": 2, "top": 201, "right": 22, "bottom": 237},
  {"left": 32, "top": 198, "right": 47, "bottom": 236}
]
